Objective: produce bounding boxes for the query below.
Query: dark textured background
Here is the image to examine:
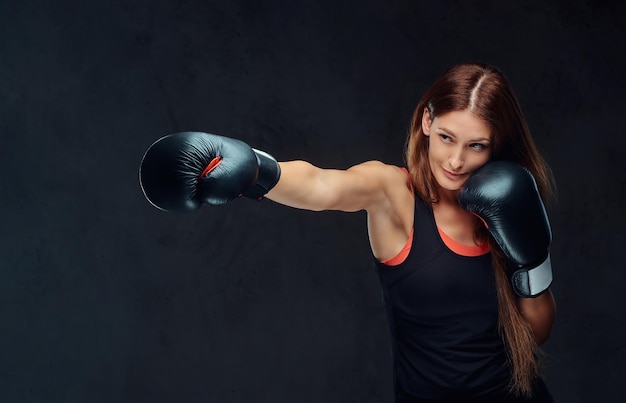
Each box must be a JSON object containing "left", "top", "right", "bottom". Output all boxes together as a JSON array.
[{"left": 1, "top": 1, "right": 624, "bottom": 402}]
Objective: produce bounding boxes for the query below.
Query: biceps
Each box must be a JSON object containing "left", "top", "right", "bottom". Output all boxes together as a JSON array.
[{"left": 267, "top": 160, "right": 385, "bottom": 212}]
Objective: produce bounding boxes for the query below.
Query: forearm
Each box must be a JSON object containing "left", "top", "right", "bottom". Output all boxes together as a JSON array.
[{"left": 517, "top": 289, "right": 556, "bottom": 345}]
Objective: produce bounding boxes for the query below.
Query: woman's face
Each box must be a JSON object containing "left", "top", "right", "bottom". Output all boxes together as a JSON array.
[{"left": 422, "top": 109, "right": 492, "bottom": 193}]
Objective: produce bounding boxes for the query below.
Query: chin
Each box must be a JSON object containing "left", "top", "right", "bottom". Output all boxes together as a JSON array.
[{"left": 435, "top": 175, "right": 466, "bottom": 192}]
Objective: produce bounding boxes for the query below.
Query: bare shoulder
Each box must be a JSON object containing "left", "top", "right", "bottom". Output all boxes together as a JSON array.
[
  {"left": 325, "top": 160, "right": 411, "bottom": 213},
  {"left": 348, "top": 159, "right": 400, "bottom": 172},
  {"left": 354, "top": 160, "right": 410, "bottom": 194},
  {"left": 347, "top": 160, "right": 409, "bottom": 188}
]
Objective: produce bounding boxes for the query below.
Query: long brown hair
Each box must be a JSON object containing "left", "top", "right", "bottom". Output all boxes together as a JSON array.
[{"left": 405, "top": 63, "right": 555, "bottom": 396}]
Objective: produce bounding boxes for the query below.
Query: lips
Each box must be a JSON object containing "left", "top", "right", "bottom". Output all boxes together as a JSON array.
[{"left": 442, "top": 168, "right": 466, "bottom": 180}]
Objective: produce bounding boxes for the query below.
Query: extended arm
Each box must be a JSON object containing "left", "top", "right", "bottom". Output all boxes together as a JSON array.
[
  {"left": 139, "top": 131, "right": 405, "bottom": 215},
  {"left": 139, "top": 132, "right": 413, "bottom": 262},
  {"left": 266, "top": 160, "right": 398, "bottom": 213}
]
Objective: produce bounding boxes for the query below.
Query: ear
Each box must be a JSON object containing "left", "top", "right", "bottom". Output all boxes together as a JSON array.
[{"left": 421, "top": 107, "right": 432, "bottom": 135}]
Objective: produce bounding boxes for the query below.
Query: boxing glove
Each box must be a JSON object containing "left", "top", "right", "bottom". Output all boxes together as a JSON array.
[
  {"left": 139, "top": 131, "right": 281, "bottom": 212},
  {"left": 458, "top": 161, "right": 553, "bottom": 298}
]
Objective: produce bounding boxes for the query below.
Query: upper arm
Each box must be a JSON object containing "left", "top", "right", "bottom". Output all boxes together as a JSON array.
[
  {"left": 517, "top": 289, "right": 556, "bottom": 345},
  {"left": 266, "top": 160, "right": 406, "bottom": 213}
]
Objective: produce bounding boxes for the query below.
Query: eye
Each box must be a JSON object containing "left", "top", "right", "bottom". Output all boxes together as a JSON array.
[
  {"left": 469, "top": 143, "right": 488, "bottom": 151},
  {"left": 439, "top": 134, "right": 453, "bottom": 143}
]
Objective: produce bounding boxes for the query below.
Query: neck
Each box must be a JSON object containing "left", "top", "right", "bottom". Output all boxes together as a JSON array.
[{"left": 436, "top": 187, "right": 461, "bottom": 208}]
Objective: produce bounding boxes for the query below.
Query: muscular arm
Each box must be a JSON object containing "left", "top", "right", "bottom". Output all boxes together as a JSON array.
[
  {"left": 517, "top": 289, "right": 556, "bottom": 345},
  {"left": 266, "top": 160, "right": 414, "bottom": 261},
  {"left": 266, "top": 160, "right": 403, "bottom": 213}
]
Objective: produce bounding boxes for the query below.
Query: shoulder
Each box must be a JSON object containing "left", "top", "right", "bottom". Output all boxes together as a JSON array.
[
  {"left": 357, "top": 161, "right": 414, "bottom": 220},
  {"left": 336, "top": 161, "right": 411, "bottom": 214},
  {"left": 347, "top": 161, "right": 409, "bottom": 187}
]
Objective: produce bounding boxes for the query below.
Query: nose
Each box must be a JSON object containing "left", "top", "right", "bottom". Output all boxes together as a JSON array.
[{"left": 449, "top": 148, "right": 465, "bottom": 171}]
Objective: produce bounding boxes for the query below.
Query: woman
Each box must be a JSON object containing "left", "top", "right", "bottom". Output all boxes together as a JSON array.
[{"left": 140, "top": 63, "right": 556, "bottom": 402}]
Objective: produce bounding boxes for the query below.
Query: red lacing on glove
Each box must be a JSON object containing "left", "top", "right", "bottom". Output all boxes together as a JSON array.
[{"left": 200, "top": 156, "right": 222, "bottom": 178}]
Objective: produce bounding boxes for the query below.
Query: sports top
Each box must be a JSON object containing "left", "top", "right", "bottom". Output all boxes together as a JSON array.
[{"left": 374, "top": 197, "right": 511, "bottom": 400}]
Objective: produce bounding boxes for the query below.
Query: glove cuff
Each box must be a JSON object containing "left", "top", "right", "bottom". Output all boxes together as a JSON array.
[
  {"left": 243, "top": 149, "right": 281, "bottom": 200},
  {"left": 511, "top": 254, "right": 553, "bottom": 298}
]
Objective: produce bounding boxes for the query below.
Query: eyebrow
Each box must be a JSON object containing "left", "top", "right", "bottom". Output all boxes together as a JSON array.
[{"left": 438, "top": 127, "right": 491, "bottom": 142}]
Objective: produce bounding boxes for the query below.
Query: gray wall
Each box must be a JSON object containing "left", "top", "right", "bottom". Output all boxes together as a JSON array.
[{"left": 1, "top": 0, "right": 624, "bottom": 402}]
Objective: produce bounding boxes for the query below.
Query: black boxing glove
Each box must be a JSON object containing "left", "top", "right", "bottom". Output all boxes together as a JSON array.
[
  {"left": 459, "top": 161, "right": 553, "bottom": 298},
  {"left": 139, "top": 131, "right": 281, "bottom": 212}
]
